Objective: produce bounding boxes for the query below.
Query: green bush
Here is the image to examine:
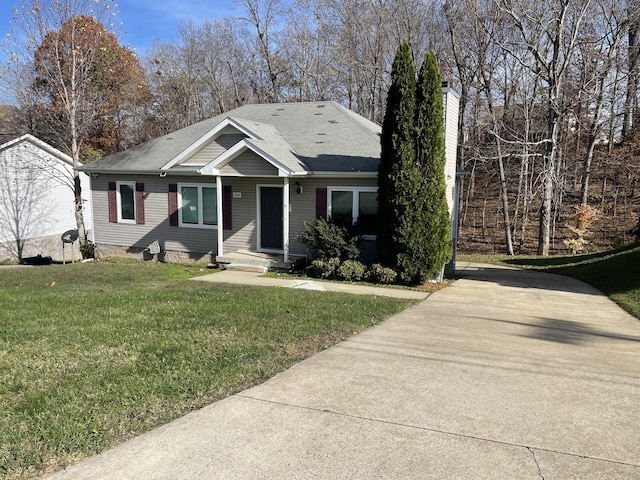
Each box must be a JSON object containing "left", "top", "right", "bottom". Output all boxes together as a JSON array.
[
  {"left": 80, "top": 240, "right": 95, "bottom": 259},
  {"left": 337, "top": 260, "right": 366, "bottom": 282},
  {"left": 365, "top": 264, "right": 398, "bottom": 284},
  {"left": 302, "top": 218, "right": 360, "bottom": 261},
  {"left": 378, "top": 45, "right": 452, "bottom": 285},
  {"left": 309, "top": 257, "right": 341, "bottom": 279}
]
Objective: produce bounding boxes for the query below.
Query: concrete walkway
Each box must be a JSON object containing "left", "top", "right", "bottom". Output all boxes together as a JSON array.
[
  {"left": 191, "top": 269, "right": 430, "bottom": 299},
  {"left": 47, "top": 263, "right": 640, "bottom": 479}
]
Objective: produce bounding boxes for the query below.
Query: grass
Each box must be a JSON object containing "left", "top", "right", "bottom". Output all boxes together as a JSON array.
[
  {"left": 459, "top": 243, "right": 640, "bottom": 319},
  {"left": 0, "top": 260, "right": 415, "bottom": 479}
]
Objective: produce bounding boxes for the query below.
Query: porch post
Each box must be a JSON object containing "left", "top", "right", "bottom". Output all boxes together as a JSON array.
[
  {"left": 216, "top": 176, "right": 224, "bottom": 257},
  {"left": 283, "top": 177, "right": 290, "bottom": 263}
]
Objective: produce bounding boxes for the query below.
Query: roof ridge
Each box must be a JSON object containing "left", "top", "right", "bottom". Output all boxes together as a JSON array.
[{"left": 325, "top": 102, "right": 381, "bottom": 137}]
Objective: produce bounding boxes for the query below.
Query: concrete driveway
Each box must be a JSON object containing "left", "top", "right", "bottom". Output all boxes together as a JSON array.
[{"left": 47, "top": 262, "right": 640, "bottom": 479}]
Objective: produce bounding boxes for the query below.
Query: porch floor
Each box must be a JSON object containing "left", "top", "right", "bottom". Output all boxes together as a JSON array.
[{"left": 216, "top": 250, "right": 307, "bottom": 272}]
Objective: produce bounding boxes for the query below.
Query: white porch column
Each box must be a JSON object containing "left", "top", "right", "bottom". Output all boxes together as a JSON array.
[
  {"left": 283, "top": 177, "right": 290, "bottom": 263},
  {"left": 216, "top": 176, "right": 224, "bottom": 257}
]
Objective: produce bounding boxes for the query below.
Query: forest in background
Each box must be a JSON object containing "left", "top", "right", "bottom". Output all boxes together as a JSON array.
[{"left": 1, "top": 0, "right": 639, "bottom": 255}]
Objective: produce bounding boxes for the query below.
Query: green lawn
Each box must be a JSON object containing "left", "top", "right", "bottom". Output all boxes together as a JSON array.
[
  {"left": 0, "top": 260, "right": 415, "bottom": 479},
  {"left": 459, "top": 243, "right": 640, "bottom": 319}
]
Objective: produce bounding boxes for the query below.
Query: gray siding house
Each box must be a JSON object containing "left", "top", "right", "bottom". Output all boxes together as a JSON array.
[{"left": 82, "top": 94, "right": 459, "bottom": 268}]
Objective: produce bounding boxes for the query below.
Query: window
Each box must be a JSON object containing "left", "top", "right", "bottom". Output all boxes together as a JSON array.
[
  {"left": 109, "top": 181, "right": 144, "bottom": 224},
  {"left": 328, "top": 187, "right": 377, "bottom": 236},
  {"left": 117, "top": 181, "right": 136, "bottom": 223},
  {"left": 178, "top": 184, "right": 217, "bottom": 228}
]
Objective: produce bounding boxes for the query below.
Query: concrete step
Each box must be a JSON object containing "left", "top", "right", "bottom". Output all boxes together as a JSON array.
[{"left": 223, "top": 263, "right": 268, "bottom": 273}]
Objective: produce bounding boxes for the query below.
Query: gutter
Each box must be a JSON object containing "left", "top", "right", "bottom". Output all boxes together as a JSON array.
[
  {"left": 79, "top": 168, "right": 376, "bottom": 179},
  {"left": 78, "top": 168, "right": 201, "bottom": 176}
]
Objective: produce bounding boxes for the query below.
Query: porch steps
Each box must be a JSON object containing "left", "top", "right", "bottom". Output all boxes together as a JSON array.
[
  {"left": 223, "top": 263, "right": 268, "bottom": 273},
  {"left": 216, "top": 250, "right": 307, "bottom": 273}
]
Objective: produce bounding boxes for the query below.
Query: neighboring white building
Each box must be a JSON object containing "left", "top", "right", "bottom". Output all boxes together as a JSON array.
[{"left": 0, "top": 134, "right": 93, "bottom": 262}]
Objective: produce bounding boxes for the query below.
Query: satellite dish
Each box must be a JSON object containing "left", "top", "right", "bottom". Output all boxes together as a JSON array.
[{"left": 61, "top": 229, "right": 79, "bottom": 244}]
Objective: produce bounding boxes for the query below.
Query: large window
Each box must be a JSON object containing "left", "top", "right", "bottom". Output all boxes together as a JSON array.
[
  {"left": 117, "top": 181, "right": 136, "bottom": 223},
  {"left": 179, "top": 184, "right": 217, "bottom": 228},
  {"left": 328, "top": 187, "right": 377, "bottom": 236}
]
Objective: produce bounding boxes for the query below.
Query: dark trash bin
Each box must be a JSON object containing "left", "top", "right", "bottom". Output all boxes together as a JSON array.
[{"left": 21, "top": 254, "right": 53, "bottom": 266}]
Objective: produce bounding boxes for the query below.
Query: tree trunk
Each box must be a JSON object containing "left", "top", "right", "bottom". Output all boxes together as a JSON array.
[
  {"left": 623, "top": 21, "right": 639, "bottom": 141},
  {"left": 538, "top": 112, "right": 559, "bottom": 256},
  {"left": 68, "top": 59, "right": 87, "bottom": 245},
  {"left": 496, "top": 144, "right": 514, "bottom": 255}
]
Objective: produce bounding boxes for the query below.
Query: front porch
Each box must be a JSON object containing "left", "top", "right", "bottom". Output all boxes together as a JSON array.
[{"left": 216, "top": 250, "right": 308, "bottom": 273}]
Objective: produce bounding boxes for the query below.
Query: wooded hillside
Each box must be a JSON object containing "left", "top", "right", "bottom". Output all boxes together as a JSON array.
[{"left": 458, "top": 140, "right": 640, "bottom": 255}]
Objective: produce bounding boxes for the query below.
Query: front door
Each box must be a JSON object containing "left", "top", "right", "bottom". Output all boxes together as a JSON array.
[{"left": 259, "top": 186, "right": 283, "bottom": 250}]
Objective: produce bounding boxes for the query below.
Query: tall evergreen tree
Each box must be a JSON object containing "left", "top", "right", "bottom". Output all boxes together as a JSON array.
[
  {"left": 414, "top": 51, "right": 452, "bottom": 279},
  {"left": 378, "top": 41, "right": 417, "bottom": 271},
  {"left": 378, "top": 44, "right": 452, "bottom": 284}
]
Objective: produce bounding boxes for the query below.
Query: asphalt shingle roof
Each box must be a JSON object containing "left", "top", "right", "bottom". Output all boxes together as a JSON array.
[{"left": 81, "top": 101, "right": 381, "bottom": 175}]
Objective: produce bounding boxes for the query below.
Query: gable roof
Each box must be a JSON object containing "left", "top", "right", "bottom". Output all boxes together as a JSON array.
[
  {"left": 80, "top": 101, "right": 381, "bottom": 176},
  {"left": 0, "top": 134, "right": 74, "bottom": 165}
]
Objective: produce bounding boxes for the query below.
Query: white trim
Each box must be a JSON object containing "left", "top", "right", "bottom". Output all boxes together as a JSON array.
[
  {"left": 283, "top": 178, "right": 290, "bottom": 263},
  {"left": 0, "top": 134, "right": 74, "bottom": 166},
  {"left": 216, "top": 176, "right": 224, "bottom": 256},
  {"left": 116, "top": 181, "right": 136, "bottom": 224},
  {"left": 306, "top": 171, "right": 376, "bottom": 178},
  {"left": 327, "top": 186, "right": 378, "bottom": 239},
  {"left": 177, "top": 183, "right": 218, "bottom": 229},
  {"left": 327, "top": 186, "right": 378, "bottom": 225},
  {"left": 198, "top": 139, "right": 296, "bottom": 177},
  {"left": 161, "top": 117, "right": 261, "bottom": 170},
  {"left": 256, "top": 184, "right": 285, "bottom": 253}
]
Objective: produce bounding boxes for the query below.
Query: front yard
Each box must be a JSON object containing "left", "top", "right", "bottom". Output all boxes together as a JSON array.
[{"left": 0, "top": 260, "right": 415, "bottom": 479}]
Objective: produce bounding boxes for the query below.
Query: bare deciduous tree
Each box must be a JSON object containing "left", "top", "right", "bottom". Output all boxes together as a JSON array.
[
  {"left": 3, "top": 0, "right": 121, "bottom": 245},
  {"left": 496, "top": 0, "right": 592, "bottom": 255}
]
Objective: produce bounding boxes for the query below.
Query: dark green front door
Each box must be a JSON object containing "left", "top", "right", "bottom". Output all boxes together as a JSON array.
[{"left": 260, "top": 186, "right": 283, "bottom": 250}]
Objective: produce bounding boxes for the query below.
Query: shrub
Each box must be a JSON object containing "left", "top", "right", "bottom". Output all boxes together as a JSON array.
[
  {"left": 337, "top": 260, "right": 366, "bottom": 282},
  {"left": 365, "top": 263, "right": 398, "bottom": 285},
  {"left": 564, "top": 205, "right": 599, "bottom": 254},
  {"left": 80, "top": 240, "right": 95, "bottom": 259},
  {"left": 302, "top": 218, "right": 360, "bottom": 261},
  {"left": 378, "top": 46, "right": 451, "bottom": 285},
  {"left": 309, "top": 257, "right": 341, "bottom": 279}
]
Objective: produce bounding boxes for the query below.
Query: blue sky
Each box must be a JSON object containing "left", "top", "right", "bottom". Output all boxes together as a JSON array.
[{"left": 1, "top": 0, "right": 242, "bottom": 57}]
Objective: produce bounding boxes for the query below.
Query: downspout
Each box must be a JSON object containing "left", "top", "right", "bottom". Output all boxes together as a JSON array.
[
  {"left": 283, "top": 177, "right": 290, "bottom": 263},
  {"left": 216, "top": 176, "right": 224, "bottom": 257}
]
